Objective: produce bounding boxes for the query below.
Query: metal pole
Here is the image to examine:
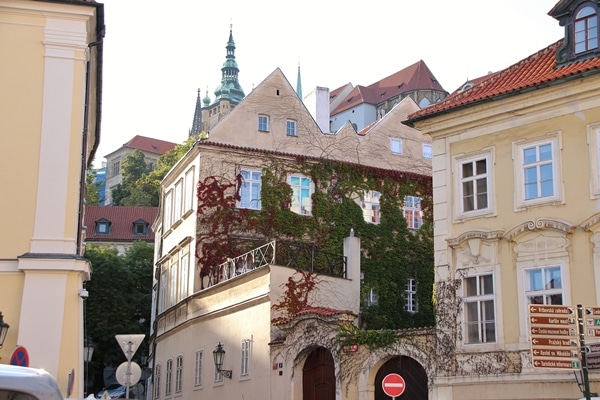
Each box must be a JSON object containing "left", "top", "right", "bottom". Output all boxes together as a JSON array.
[
  {"left": 126, "top": 341, "right": 132, "bottom": 399},
  {"left": 578, "top": 304, "right": 592, "bottom": 400}
]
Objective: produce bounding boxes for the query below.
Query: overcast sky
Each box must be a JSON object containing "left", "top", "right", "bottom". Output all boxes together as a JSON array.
[{"left": 95, "top": 0, "right": 564, "bottom": 167}]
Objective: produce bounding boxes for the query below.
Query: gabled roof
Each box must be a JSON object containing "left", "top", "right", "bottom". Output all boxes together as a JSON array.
[
  {"left": 406, "top": 39, "right": 600, "bottom": 122},
  {"left": 331, "top": 60, "right": 447, "bottom": 115},
  {"left": 105, "top": 135, "right": 177, "bottom": 158},
  {"left": 84, "top": 205, "right": 158, "bottom": 242}
]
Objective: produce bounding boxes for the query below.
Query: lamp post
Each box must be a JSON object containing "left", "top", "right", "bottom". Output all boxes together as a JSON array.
[
  {"left": 212, "top": 343, "right": 232, "bottom": 379},
  {"left": 84, "top": 340, "right": 94, "bottom": 396},
  {"left": 0, "top": 312, "right": 9, "bottom": 349}
]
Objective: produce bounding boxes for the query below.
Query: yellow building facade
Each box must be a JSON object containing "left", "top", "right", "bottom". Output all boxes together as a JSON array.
[{"left": 0, "top": 0, "right": 103, "bottom": 397}]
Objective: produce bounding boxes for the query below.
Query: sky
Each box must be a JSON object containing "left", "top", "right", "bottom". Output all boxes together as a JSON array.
[{"left": 95, "top": 0, "right": 564, "bottom": 168}]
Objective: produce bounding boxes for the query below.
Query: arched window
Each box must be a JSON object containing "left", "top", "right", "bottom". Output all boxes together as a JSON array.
[{"left": 575, "top": 5, "right": 599, "bottom": 53}]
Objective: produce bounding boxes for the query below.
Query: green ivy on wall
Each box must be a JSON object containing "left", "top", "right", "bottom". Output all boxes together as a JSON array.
[{"left": 196, "top": 154, "right": 434, "bottom": 330}]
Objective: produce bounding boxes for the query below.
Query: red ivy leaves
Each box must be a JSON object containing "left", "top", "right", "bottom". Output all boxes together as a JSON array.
[{"left": 272, "top": 270, "right": 320, "bottom": 321}]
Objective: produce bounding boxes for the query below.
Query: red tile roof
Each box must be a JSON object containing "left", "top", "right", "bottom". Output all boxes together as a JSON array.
[
  {"left": 406, "top": 39, "right": 600, "bottom": 122},
  {"left": 121, "top": 135, "right": 177, "bottom": 155},
  {"left": 332, "top": 60, "right": 447, "bottom": 115},
  {"left": 84, "top": 205, "right": 158, "bottom": 243}
]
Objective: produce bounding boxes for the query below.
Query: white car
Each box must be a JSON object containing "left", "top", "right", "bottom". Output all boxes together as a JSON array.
[{"left": 0, "top": 364, "right": 63, "bottom": 400}]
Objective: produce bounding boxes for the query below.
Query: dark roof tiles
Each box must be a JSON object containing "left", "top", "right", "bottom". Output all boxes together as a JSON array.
[{"left": 84, "top": 205, "right": 158, "bottom": 242}]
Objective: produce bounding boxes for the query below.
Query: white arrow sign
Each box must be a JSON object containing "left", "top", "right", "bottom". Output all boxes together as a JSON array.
[{"left": 115, "top": 334, "right": 145, "bottom": 361}]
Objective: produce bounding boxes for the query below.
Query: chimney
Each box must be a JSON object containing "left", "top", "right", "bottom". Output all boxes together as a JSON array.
[{"left": 304, "top": 86, "right": 330, "bottom": 134}]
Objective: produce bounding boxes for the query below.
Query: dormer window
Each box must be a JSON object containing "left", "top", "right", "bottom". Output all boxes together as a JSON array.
[
  {"left": 133, "top": 219, "right": 149, "bottom": 236},
  {"left": 575, "top": 6, "right": 599, "bottom": 54},
  {"left": 95, "top": 219, "right": 111, "bottom": 234}
]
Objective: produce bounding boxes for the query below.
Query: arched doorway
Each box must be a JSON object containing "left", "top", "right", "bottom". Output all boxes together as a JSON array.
[
  {"left": 375, "top": 356, "right": 427, "bottom": 400},
  {"left": 302, "top": 347, "right": 335, "bottom": 400}
]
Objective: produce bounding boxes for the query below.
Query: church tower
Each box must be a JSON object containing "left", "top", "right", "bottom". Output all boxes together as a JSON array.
[{"left": 190, "top": 25, "right": 245, "bottom": 136}]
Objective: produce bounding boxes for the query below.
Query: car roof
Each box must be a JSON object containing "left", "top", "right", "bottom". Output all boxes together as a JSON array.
[{"left": 0, "top": 364, "right": 64, "bottom": 400}]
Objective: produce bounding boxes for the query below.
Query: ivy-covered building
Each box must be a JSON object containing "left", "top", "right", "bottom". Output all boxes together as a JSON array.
[{"left": 150, "top": 67, "right": 434, "bottom": 399}]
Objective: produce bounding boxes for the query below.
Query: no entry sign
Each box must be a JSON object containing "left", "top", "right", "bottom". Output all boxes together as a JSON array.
[{"left": 382, "top": 373, "right": 405, "bottom": 398}]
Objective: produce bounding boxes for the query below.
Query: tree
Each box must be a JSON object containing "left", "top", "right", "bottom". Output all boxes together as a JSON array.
[
  {"left": 111, "top": 150, "right": 152, "bottom": 206},
  {"left": 86, "top": 169, "right": 101, "bottom": 205},
  {"left": 84, "top": 242, "right": 154, "bottom": 392}
]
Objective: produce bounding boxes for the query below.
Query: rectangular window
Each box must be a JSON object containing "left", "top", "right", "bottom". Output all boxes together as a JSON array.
[
  {"left": 289, "top": 175, "right": 313, "bottom": 215},
  {"left": 525, "top": 266, "right": 563, "bottom": 305},
  {"left": 575, "top": 9, "right": 599, "bottom": 53},
  {"left": 287, "top": 120, "right": 297, "bottom": 136},
  {"left": 239, "top": 169, "right": 262, "bottom": 210},
  {"left": 194, "top": 350, "right": 203, "bottom": 387},
  {"left": 460, "top": 158, "right": 489, "bottom": 213},
  {"left": 169, "top": 256, "right": 179, "bottom": 307},
  {"left": 464, "top": 274, "right": 496, "bottom": 344},
  {"left": 514, "top": 135, "right": 562, "bottom": 208},
  {"left": 258, "top": 115, "right": 269, "bottom": 132},
  {"left": 362, "top": 191, "right": 381, "bottom": 224},
  {"left": 173, "top": 179, "right": 183, "bottom": 222},
  {"left": 111, "top": 160, "right": 120, "bottom": 177},
  {"left": 241, "top": 338, "right": 252, "bottom": 377},
  {"left": 364, "top": 288, "right": 378, "bottom": 307},
  {"left": 422, "top": 144, "right": 433, "bottom": 159},
  {"left": 179, "top": 247, "right": 189, "bottom": 301},
  {"left": 391, "top": 138, "right": 403, "bottom": 154},
  {"left": 405, "top": 278, "right": 418, "bottom": 313},
  {"left": 165, "top": 359, "right": 173, "bottom": 395},
  {"left": 403, "top": 196, "right": 422, "bottom": 229},
  {"left": 164, "top": 190, "right": 173, "bottom": 230},
  {"left": 175, "top": 355, "right": 183, "bottom": 393},
  {"left": 522, "top": 143, "right": 554, "bottom": 200},
  {"left": 184, "top": 167, "right": 195, "bottom": 213},
  {"left": 154, "top": 364, "right": 161, "bottom": 399},
  {"left": 159, "top": 269, "right": 167, "bottom": 313}
]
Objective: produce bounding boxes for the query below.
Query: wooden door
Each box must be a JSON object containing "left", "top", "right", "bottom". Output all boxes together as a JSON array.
[{"left": 302, "top": 347, "right": 335, "bottom": 400}]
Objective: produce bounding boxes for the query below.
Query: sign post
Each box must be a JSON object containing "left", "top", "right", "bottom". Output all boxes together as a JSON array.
[
  {"left": 382, "top": 373, "right": 405, "bottom": 399},
  {"left": 115, "top": 334, "right": 145, "bottom": 399}
]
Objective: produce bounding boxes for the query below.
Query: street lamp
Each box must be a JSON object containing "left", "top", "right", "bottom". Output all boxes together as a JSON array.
[
  {"left": 0, "top": 312, "right": 9, "bottom": 348},
  {"left": 212, "top": 343, "right": 232, "bottom": 379},
  {"left": 84, "top": 340, "right": 94, "bottom": 396}
]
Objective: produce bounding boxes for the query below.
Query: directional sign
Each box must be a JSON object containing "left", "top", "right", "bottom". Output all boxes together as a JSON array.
[
  {"left": 529, "top": 304, "right": 575, "bottom": 315},
  {"left": 530, "top": 316, "right": 576, "bottom": 325},
  {"left": 531, "top": 327, "right": 577, "bottom": 337},
  {"left": 586, "top": 317, "right": 600, "bottom": 327},
  {"left": 586, "top": 307, "right": 600, "bottom": 316},
  {"left": 587, "top": 328, "right": 600, "bottom": 337},
  {"left": 382, "top": 373, "right": 405, "bottom": 398},
  {"left": 532, "top": 337, "right": 578, "bottom": 348},
  {"left": 532, "top": 359, "right": 581, "bottom": 370}
]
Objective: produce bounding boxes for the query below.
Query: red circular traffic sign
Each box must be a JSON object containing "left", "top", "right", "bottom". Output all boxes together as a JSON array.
[
  {"left": 382, "top": 373, "right": 405, "bottom": 398},
  {"left": 9, "top": 345, "right": 29, "bottom": 367}
]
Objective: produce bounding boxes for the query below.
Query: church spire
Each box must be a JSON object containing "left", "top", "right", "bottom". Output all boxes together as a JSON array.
[
  {"left": 189, "top": 88, "right": 203, "bottom": 137},
  {"left": 296, "top": 61, "right": 303, "bottom": 100},
  {"left": 213, "top": 23, "right": 245, "bottom": 104}
]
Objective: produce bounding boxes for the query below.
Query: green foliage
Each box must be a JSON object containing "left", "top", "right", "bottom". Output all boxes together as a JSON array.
[
  {"left": 196, "top": 155, "right": 435, "bottom": 331},
  {"left": 337, "top": 322, "right": 398, "bottom": 350},
  {"left": 113, "top": 137, "right": 196, "bottom": 206},
  {"left": 86, "top": 169, "right": 101, "bottom": 205},
  {"left": 84, "top": 242, "right": 153, "bottom": 391}
]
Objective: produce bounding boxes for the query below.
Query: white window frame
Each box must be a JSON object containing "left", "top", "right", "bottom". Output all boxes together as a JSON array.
[
  {"left": 288, "top": 174, "right": 313, "bottom": 216},
  {"left": 175, "top": 355, "right": 183, "bottom": 393},
  {"left": 587, "top": 122, "right": 600, "bottom": 198},
  {"left": 422, "top": 143, "right": 433, "bottom": 159},
  {"left": 403, "top": 195, "right": 422, "bottom": 229},
  {"left": 240, "top": 337, "right": 252, "bottom": 378},
  {"left": 575, "top": 5, "right": 599, "bottom": 54},
  {"left": 390, "top": 138, "right": 403, "bottom": 154},
  {"left": 164, "top": 190, "right": 173, "bottom": 230},
  {"left": 194, "top": 349, "right": 203, "bottom": 387},
  {"left": 453, "top": 148, "right": 495, "bottom": 220},
  {"left": 513, "top": 133, "right": 563, "bottom": 210},
  {"left": 173, "top": 179, "right": 183, "bottom": 222},
  {"left": 184, "top": 167, "right": 195, "bottom": 214},
  {"left": 154, "top": 364, "right": 161, "bottom": 399},
  {"left": 238, "top": 168, "right": 262, "bottom": 210},
  {"left": 179, "top": 246, "right": 189, "bottom": 301},
  {"left": 159, "top": 269, "right": 167, "bottom": 313},
  {"left": 286, "top": 120, "right": 297, "bottom": 136},
  {"left": 165, "top": 358, "right": 173, "bottom": 396},
  {"left": 364, "top": 288, "right": 378, "bottom": 307},
  {"left": 258, "top": 115, "right": 269, "bottom": 132},
  {"left": 405, "top": 278, "right": 418, "bottom": 313},
  {"left": 463, "top": 273, "right": 496, "bottom": 345},
  {"left": 362, "top": 190, "right": 381, "bottom": 224},
  {"left": 169, "top": 256, "right": 179, "bottom": 307},
  {"left": 524, "top": 265, "right": 563, "bottom": 306}
]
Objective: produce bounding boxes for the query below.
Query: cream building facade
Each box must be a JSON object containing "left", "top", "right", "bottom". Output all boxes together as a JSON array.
[
  {"left": 0, "top": 0, "right": 103, "bottom": 398},
  {"left": 150, "top": 67, "right": 435, "bottom": 399},
  {"left": 405, "top": 1, "right": 600, "bottom": 398}
]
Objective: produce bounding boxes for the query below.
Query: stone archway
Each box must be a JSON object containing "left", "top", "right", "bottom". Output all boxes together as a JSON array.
[
  {"left": 302, "top": 346, "right": 335, "bottom": 400},
  {"left": 374, "top": 356, "right": 428, "bottom": 400}
]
